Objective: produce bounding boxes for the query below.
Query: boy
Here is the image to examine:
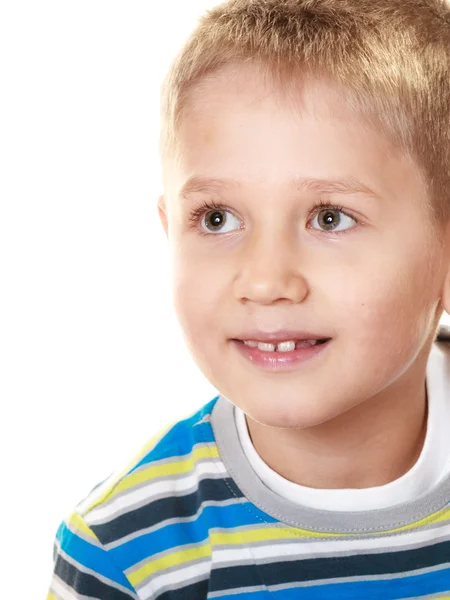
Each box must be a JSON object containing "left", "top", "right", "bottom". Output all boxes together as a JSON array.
[{"left": 47, "top": 0, "right": 450, "bottom": 598}]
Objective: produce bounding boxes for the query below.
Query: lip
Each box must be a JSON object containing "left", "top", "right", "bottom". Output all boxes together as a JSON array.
[
  {"left": 231, "top": 330, "right": 331, "bottom": 344},
  {"left": 231, "top": 338, "right": 332, "bottom": 371}
]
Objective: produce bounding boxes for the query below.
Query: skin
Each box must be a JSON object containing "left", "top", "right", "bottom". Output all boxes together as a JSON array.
[{"left": 158, "top": 62, "right": 450, "bottom": 490}]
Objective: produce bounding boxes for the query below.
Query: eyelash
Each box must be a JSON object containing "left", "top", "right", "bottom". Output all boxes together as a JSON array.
[{"left": 188, "top": 198, "right": 357, "bottom": 237}]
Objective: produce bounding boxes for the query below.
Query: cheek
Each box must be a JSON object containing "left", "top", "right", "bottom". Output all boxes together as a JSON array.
[
  {"left": 327, "top": 248, "right": 433, "bottom": 338},
  {"left": 339, "top": 252, "right": 438, "bottom": 368},
  {"left": 171, "top": 258, "right": 219, "bottom": 333}
]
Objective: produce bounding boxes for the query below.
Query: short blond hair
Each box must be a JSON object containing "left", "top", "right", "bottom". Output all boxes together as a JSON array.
[{"left": 159, "top": 0, "right": 450, "bottom": 232}]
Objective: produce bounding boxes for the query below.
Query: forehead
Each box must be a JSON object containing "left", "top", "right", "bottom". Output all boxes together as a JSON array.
[
  {"left": 180, "top": 62, "right": 379, "bottom": 143},
  {"left": 171, "top": 63, "right": 423, "bottom": 204}
]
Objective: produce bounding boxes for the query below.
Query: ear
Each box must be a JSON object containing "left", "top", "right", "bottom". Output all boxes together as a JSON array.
[
  {"left": 157, "top": 195, "right": 169, "bottom": 238},
  {"left": 439, "top": 223, "right": 450, "bottom": 320}
]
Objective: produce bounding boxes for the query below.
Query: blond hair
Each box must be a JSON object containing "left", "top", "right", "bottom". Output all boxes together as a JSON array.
[{"left": 159, "top": 0, "right": 450, "bottom": 232}]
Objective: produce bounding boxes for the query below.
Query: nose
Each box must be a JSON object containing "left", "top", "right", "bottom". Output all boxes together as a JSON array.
[{"left": 233, "top": 228, "right": 308, "bottom": 305}]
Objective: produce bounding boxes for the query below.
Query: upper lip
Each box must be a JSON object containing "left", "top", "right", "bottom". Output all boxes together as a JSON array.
[{"left": 232, "top": 330, "right": 332, "bottom": 343}]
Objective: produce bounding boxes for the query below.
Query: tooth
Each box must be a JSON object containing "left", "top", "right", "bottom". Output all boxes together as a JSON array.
[
  {"left": 242, "top": 339, "right": 320, "bottom": 352},
  {"left": 277, "top": 340, "right": 295, "bottom": 352},
  {"left": 257, "top": 342, "right": 276, "bottom": 352}
]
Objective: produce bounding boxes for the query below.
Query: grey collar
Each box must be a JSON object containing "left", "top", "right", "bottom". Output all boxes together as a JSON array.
[{"left": 210, "top": 393, "right": 450, "bottom": 535}]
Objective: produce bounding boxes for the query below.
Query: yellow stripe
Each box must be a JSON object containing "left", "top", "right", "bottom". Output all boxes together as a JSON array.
[
  {"left": 99, "top": 445, "right": 220, "bottom": 504},
  {"left": 211, "top": 526, "right": 342, "bottom": 545},
  {"left": 211, "top": 508, "right": 450, "bottom": 541},
  {"left": 379, "top": 505, "right": 450, "bottom": 535},
  {"left": 127, "top": 525, "right": 345, "bottom": 588},
  {"left": 67, "top": 511, "right": 97, "bottom": 540},
  {"left": 210, "top": 507, "right": 450, "bottom": 545},
  {"left": 82, "top": 428, "right": 172, "bottom": 515},
  {"left": 128, "top": 518, "right": 450, "bottom": 588},
  {"left": 82, "top": 403, "right": 211, "bottom": 516},
  {"left": 47, "top": 593, "right": 58, "bottom": 600},
  {"left": 128, "top": 541, "right": 212, "bottom": 587}
]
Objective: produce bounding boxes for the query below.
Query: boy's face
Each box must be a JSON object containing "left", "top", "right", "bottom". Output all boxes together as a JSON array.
[{"left": 158, "top": 63, "right": 450, "bottom": 429}]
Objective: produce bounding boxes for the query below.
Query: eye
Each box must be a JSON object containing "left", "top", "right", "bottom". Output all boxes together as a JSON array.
[
  {"left": 188, "top": 200, "right": 242, "bottom": 235},
  {"left": 309, "top": 201, "right": 358, "bottom": 234},
  {"left": 188, "top": 199, "right": 359, "bottom": 237}
]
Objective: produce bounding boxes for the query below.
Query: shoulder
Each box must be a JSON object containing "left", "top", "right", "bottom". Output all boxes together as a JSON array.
[
  {"left": 49, "top": 396, "right": 221, "bottom": 598},
  {"left": 75, "top": 395, "right": 220, "bottom": 522}
]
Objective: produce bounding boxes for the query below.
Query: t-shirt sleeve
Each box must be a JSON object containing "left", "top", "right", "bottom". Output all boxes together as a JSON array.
[{"left": 46, "top": 511, "right": 139, "bottom": 600}]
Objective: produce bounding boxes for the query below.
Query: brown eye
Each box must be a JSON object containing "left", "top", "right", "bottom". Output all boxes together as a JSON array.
[
  {"left": 202, "top": 208, "right": 241, "bottom": 233},
  {"left": 318, "top": 208, "right": 342, "bottom": 230},
  {"left": 205, "top": 210, "right": 227, "bottom": 231},
  {"left": 188, "top": 201, "right": 242, "bottom": 235},
  {"left": 310, "top": 205, "right": 357, "bottom": 233},
  {"left": 189, "top": 200, "right": 242, "bottom": 235}
]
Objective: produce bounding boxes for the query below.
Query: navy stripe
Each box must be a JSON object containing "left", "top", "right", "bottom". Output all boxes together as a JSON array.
[
  {"left": 210, "top": 563, "right": 268, "bottom": 591},
  {"left": 55, "top": 554, "right": 134, "bottom": 600},
  {"left": 92, "top": 477, "right": 244, "bottom": 545},
  {"left": 156, "top": 577, "right": 210, "bottom": 600},
  {"left": 209, "top": 540, "right": 450, "bottom": 591}
]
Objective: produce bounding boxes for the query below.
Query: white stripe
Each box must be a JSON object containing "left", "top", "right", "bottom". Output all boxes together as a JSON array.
[
  {"left": 87, "top": 460, "right": 227, "bottom": 525},
  {"left": 50, "top": 575, "right": 84, "bottom": 600},
  {"left": 56, "top": 547, "right": 138, "bottom": 598},
  {"left": 137, "top": 523, "right": 450, "bottom": 597},
  {"left": 137, "top": 559, "right": 211, "bottom": 597},
  {"left": 212, "top": 520, "right": 450, "bottom": 564},
  {"left": 76, "top": 470, "right": 119, "bottom": 514},
  {"left": 76, "top": 436, "right": 170, "bottom": 515}
]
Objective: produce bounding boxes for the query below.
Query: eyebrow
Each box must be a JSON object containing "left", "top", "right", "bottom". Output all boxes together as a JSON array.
[{"left": 178, "top": 175, "right": 378, "bottom": 199}]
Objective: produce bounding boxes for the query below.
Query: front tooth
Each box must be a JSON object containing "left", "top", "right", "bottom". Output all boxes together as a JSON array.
[
  {"left": 276, "top": 340, "right": 296, "bottom": 352},
  {"left": 243, "top": 340, "right": 315, "bottom": 352},
  {"left": 257, "top": 341, "right": 276, "bottom": 352}
]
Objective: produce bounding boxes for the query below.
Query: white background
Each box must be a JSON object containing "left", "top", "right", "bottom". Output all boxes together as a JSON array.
[
  {"left": 1, "top": 2, "right": 449, "bottom": 597},
  {"left": 0, "top": 2, "right": 219, "bottom": 596}
]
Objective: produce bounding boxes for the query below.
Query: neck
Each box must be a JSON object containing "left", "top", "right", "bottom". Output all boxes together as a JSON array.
[{"left": 245, "top": 373, "right": 428, "bottom": 490}]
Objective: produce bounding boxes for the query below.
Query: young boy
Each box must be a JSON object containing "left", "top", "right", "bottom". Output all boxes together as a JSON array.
[{"left": 47, "top": 0, "right": 450, "bottom": 598}]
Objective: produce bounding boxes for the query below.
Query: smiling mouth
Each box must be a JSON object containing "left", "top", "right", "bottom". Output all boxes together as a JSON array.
[
  {"left": 229, "top": 337, "right": 332, "bottom": 370},
  {"left": 229, "top": 340, "right": 332, "bottom": 362},
  {"left": 232, "top": 338, "right": 331, "bottom": 349}
]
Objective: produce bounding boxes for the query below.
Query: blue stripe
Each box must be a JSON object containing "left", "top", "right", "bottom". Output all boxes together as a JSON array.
[
  {"left": 58, "top": 521, "right": 136, "bottom": 592},
  {"left": 208, "top": 566, "right": 450, "bottom": 599},
  {"left": 132, "top": 396, "right": 219, "bottom": 468},
  {"left": 109, "top": 501, "right": 279, "bottom": 569}
]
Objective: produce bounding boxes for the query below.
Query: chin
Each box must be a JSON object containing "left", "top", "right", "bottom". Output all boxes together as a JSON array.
[{"left": 242, "top": 396, "right": 338, "bottom": 430}]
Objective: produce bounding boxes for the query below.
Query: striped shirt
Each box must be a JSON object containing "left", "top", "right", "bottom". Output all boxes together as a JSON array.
[{"left": 48, "top": 339, "right": 450, "bottom": 599}]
